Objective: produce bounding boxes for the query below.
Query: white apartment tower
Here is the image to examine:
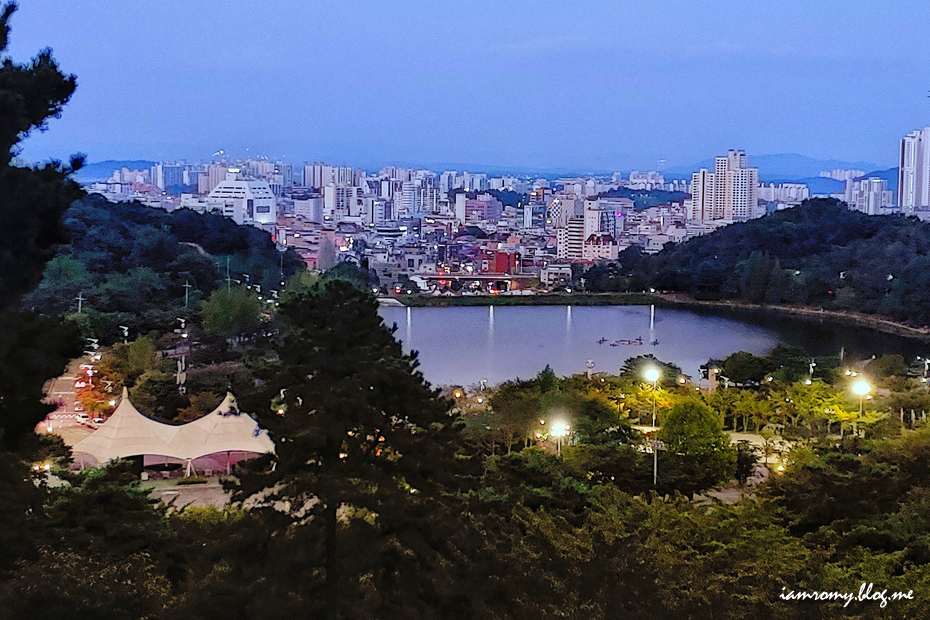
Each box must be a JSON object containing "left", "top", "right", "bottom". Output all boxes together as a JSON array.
[
  {"left": 847, "top": 178, "right": 892, "bottom": 215},
  {"left": 304, "top": 163, "right": 358, "bottom": 189},
  {"left": 689, "top": 169, "right": 713, "bottom": 221},
  {"left": 899, "top": 127, "right": 930, "bottom": 214},
  {"left": 557, "top": 216, "right": 586, "bottom": 259},
  {"left": 688, "top": 149, "right": 758, "bottom": 222}
]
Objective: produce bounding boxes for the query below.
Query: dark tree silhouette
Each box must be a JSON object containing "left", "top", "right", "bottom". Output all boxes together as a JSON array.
[
  {"left": 233, "top": 280, "right": 465, "bottom": 619},
  {"left": 0, "top": 2, "right": 84, "bottom": 447}
]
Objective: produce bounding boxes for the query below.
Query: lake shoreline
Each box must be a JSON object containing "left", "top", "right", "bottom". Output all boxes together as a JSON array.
[
  {"left": 394, "top": 292, "right": 656, "bottom": 307},
  {"left": 655, "top": 294, "right": 930, "bottom": 342},
  {"left": 388, "top": 292, "right": 930, "bottom": 342}
]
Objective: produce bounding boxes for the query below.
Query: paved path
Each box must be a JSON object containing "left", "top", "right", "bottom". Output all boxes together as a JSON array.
[
  {"left": 37, "top": 357, "right": 106, "bottom": 444},
  {"left": 142, "top": 479, "right": 232, "bottom": 511}
]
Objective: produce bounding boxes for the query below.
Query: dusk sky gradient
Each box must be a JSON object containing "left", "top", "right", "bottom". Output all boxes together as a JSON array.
[{"left": 9, "top": 1, "right": 930, "bottom": 171}]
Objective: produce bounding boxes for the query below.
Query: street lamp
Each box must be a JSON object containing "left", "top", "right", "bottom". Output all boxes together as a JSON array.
[
  {"left": 853, "top": 380, "right": 870, "bottom": 436},
  {"left": 550, "top": 421, "right": 571, "bottom": 455},
  {"left": 644, "top": 367, "right": 660, "bottom": 427},
  {"left": 853, "top": 380, "right": 870, "bottom": 416}
]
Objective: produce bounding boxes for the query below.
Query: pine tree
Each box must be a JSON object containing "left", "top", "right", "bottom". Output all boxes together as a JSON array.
[
  {"left": 0, "top": 0, "right": 85, "bottom": 585},
  {"left": 234, "top": 280, "right": 465, "bottom": 619},
  {"left": 0, "top": 1, "right": 84, "bottom": 447}
]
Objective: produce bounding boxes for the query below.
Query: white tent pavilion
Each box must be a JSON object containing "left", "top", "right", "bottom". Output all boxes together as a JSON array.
[
  {"left": 175, "top": 392, "right": 275, "bottom": 475},
  {"left": 72, "top": 389, "right": 274, "bottom": 476}
]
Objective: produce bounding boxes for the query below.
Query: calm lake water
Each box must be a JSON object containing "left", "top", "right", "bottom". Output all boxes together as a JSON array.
[{"left": 378, "top": 304, "right": 927, "bottom": 386}]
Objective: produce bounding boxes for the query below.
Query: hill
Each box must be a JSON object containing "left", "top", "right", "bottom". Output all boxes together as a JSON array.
[
  {"left": 583, "top": 198, "right": 930, "bottom": 326},
  {"left": 855, "top": 167, "right": 898, "bottom": 193},
  {"left": 23, "top": 194, "right": 304, "bottom": 339}
]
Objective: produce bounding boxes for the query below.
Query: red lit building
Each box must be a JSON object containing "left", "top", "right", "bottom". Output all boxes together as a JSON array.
[{"left": 477, "top": 248, "right": 520, "bottom": 274}]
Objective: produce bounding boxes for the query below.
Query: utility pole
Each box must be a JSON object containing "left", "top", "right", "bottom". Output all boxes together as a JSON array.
[
  {"left": 183, "top": 280, "right": 193, "bottom": 308},
  {"left": 226, "top": 256, "right": 232, "bottom": 291}
]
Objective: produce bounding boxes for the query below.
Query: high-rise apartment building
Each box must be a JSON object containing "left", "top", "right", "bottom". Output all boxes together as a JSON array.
[
  {"left": 846, "top": 178, "right": 892, "bottom": 215},
  {"left": 557, "top": 216, "right": 585, "bottom": 259},
  {"left": 688, "top": 169, "right": 713, "bottom": 221},
  {"left": 203, "top": 164, "right": 230, "bottom": 194},
  {"left": 323, "top": 184, "right": 364, "bottom": 220},
  {"left": 899, "top": 127, "right": 930, "bottom": 214},
  {"left": 151, "top": 163, "right": 184, "bottom": 191},
  {"left": 688, "top": 150, "right": 758, "bottom": 222},
  {"left": 398, "top": 180, "right": 422, "bottom": 217},
  {"left": 440, "top": 171, "right": 458, "bottom": 196}
]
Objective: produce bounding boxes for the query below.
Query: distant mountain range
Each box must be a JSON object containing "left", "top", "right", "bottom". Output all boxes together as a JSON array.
[
  {"left": 758, "top": 168, "right": 900, "bottom": 196},
  {"left": 74, "top": 160, "right": 155, "bottom": 182},
  {"left": 72, "top": 156, "right": 899, "bottom": 193},
  {"left": 665, "top": 153, "right": 884, "bottom": 182},
  {"left": 856, "top": 168, "right": 898, "bottom": 193}
]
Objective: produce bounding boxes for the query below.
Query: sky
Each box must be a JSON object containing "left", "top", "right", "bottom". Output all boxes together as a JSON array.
[{"left": 8, "top": 0, "right": 930, "bottom": 171}]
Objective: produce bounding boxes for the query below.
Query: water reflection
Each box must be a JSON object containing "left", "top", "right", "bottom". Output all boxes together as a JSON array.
[{"left": 379, "top": 304, "right": 926, "bottom": 387}]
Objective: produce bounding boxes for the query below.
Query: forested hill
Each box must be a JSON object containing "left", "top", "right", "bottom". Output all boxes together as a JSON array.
[
  {"left": 23, "top": 194, "right": 303, "bottom": 329},
  {"left": 596, "top": 187, "right": 690, "bottom": 210},
  {"left": 585, "top": 198, "right": 930, "bottom": 326}
]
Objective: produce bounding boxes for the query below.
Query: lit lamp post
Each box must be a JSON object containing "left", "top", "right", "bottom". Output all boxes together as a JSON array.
[
  {"left": 644, "top": 367, "right": 660, "bottom": 427},
  {"left": 550, "top": 421, "right": 571, "bottom": 455},
  {"left": 852, "top": 380, "right": 871, "bottom": 437}
]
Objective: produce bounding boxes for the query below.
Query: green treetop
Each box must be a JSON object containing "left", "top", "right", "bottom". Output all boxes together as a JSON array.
[
  {"left": 233, "top": 279, "right": 465, "bottom": 619},
  {"left": 0, "top": 2, "right": 84, "bottom": 447}
]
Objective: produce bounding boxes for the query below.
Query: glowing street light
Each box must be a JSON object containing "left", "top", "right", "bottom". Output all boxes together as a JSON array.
[
  {"left": 644, "top": 367, "right": 660, "bottom": 427},
  {"left": 849, "top": 380, "right": 871, "bottom": 438},
  {"left": 853, "top": 380, "right": 871, "bottom": 417},
  {"left": 550, "top": 421, "right": 571, "bottom": 455}
]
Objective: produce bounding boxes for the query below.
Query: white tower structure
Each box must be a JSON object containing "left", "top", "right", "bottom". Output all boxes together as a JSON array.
[
  {"left": 899, "top": 127, "right": 930, "bottom": 214},
  {"left": 207, "top": 169, "right": 277, "bottom": 227}
]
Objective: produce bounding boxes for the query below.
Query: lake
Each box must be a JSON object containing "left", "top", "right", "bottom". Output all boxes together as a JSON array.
[{"left": 377, "top": 304, "right": 927, "bottom": 386}]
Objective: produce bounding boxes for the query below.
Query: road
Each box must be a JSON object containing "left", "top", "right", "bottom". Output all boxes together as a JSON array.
[{"left": 36, "top": 358, "right": 98, "bottom": 446}]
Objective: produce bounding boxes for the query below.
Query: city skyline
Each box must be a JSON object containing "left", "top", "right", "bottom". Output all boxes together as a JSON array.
[{"left": 9, "top": 0, "right": 930, "bottom": 170}]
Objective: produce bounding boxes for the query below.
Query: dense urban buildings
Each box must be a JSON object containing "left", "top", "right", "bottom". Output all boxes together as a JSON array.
[{"left": 83, "top": 142, "right": 909, "bottom": 295}]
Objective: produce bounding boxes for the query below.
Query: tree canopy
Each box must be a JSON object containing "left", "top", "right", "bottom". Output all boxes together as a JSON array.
[
  {"left": 0, "top": 2, "right": 83, "bottom": 446},
  {"left": 583, "top": 198, "right": 930, "bottom": 327},
  {"left": 23, "top": 193, "right": 304, "bottom": 335},
  {"left": 233, "top": 279, "right": 465, "bottom": 618}
]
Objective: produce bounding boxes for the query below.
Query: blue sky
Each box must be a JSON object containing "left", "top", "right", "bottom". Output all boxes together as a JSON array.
[{"left": 8, "top": 0, "right": 930, "bottom": 170}]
